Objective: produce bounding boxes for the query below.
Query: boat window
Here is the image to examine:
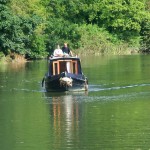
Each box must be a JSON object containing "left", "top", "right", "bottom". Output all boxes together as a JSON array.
[
  {"left": 53, "top": 62, "right": 59, "bottom": 75},
  {"left": 72, "top": 61, "right": 78, "bottom": 74},
  {"left": 59, "top": 61, "right": 67, "bottom": 73},
  {"left": 52, "top": 60, "right": 79, "bottom": 75}
]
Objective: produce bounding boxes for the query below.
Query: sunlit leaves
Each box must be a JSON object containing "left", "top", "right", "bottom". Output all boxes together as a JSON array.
[
  {"left": 0, "top": 0, "right": 149, "bottom": 57},
  {"left": 0, "top": 0, "right": 47, "bottom": 58},
  {"left": 45, "top": 17, "right": 80, "bottom": 53}
]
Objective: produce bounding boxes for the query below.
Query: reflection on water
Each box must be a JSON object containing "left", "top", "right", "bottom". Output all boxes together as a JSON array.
[
  {"left": 53, "top": 95, "right": 77, "bottom": 144},
  {"left": 43, "top": 86, "right": 150, "bottom": 150},
  {"left": 43, "top": 92, "right": 87, "bottom": 149},
  {"left": 1, "top": 55, "right": 150, "bottom": 150}
]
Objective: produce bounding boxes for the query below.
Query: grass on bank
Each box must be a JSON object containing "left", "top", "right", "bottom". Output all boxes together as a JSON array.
[
  {"left": 0, "top": 52, "right": 26, "bottom": 64},
  {"left": 74, "top": 25, "right": 139, "bottom": 56}
]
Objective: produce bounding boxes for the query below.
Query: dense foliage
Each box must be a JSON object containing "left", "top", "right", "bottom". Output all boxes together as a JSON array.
[{"left": 0, "top": 0, "right": 149, "bottom": 59}]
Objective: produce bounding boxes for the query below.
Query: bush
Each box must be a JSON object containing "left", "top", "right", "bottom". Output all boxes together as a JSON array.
[
  {"left": 75, "top": 24, "right": 132, "bottom": 55},
  {"left": 0, "top": 52, "right": 5, "bottom": 59}
]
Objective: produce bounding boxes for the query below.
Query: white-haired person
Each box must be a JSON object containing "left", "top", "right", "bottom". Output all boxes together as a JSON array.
[{"left": 53, "top": 45, "right": 64, "bottom": 57}]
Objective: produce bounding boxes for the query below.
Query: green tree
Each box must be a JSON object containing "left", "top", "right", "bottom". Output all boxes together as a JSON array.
[
  {"left": 140, "top": 15, "right": 150, "bottom": 52},
  {"left": 0, "top": 0, "right": 47, "bottom": 58},
  {"left": 81, "top": 0, "right": 147, "bottom": 46},
  {"left": 139, "top": 0, "right": 150, "bottom": 52},
  {"left": 1, "top": 0, "right": 150, "bottom": 58},
  {"left": 21, "top": 15, "right": 47, "bottom": 59},
  {"left": 45, "top": 17, "right": 81, "bottom": 54},
  {"left": 0, "top": 0, "right": 24, "bottom": 55},
  {"left": 46, "top": 0, "right": 149, "bottom": 49},
  {"left": 10, "top": 0, "right": 48, "bottom": 58}
]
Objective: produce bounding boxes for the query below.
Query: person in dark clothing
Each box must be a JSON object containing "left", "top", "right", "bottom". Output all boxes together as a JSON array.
[{"left": 62, "top": 43, "right": 73, "bottom": 56}]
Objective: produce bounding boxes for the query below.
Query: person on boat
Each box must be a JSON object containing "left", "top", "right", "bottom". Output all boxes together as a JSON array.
[
  {"left": 62, "top": 43, "right": 73, "bottom": 56},
  {"left": 53, "top": 45, "right": 64, "bottom": 57},
  {"left": 61, "top": 43, "right": 73, "bottom": 73}
]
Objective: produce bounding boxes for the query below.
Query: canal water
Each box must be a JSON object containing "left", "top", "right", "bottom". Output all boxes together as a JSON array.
[{"left": 0, "top": 55, "right": 150, "bottom": 150}]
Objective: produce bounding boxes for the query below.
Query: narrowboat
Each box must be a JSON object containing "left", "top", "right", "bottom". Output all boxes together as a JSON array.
[{"left": 42, "top": 56, "right": 88, "bottom": 92}]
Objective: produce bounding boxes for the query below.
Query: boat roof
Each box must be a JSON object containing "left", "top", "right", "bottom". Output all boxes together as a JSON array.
[{"left": 49, "top": 56, "right": 81, "bottom": 61}]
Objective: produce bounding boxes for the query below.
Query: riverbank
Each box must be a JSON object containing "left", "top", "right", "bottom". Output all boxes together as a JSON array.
[
  {"left": 0, "top": 53, "right": 26, "bottom": 64},
  {"left": 72, "top": 48, "right": 139, "bottom": 56},
  {"left": 0, "top": 49, "right": 147, "bottom": 64}
]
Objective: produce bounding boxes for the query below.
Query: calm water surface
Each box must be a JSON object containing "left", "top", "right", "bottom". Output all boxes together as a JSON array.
[{"left": 0, "top": 55, "right": 150, "bottom": 150}]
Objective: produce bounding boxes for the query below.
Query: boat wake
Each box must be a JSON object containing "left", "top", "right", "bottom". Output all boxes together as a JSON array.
[{"left": 88, "top": 83, "right": 150, "bottom": 92}]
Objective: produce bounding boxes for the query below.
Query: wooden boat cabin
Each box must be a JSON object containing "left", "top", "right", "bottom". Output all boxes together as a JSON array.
[{"left": 48, "top": 57, "right": 82, "bottom": 75}]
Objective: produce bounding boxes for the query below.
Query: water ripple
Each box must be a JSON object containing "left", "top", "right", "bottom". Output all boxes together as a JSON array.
[{"left": 89, "top": 83, "right": 150, "bottom": 92}]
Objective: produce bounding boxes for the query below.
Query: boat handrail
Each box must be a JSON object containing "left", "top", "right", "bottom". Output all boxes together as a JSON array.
[{"left": 49, "top": 55, "right": 79, "bottom": 60}]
